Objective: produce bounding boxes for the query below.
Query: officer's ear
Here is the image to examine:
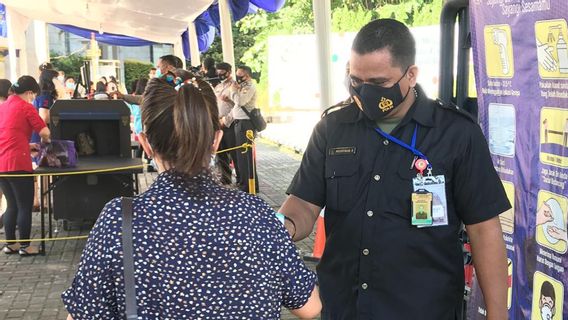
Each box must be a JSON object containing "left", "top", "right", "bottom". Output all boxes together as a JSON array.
[{"left": 406, "top": 65, "right": 419, "bottom": 88}]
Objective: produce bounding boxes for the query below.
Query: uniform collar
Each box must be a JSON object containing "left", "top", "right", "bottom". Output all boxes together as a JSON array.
[
  {"left": 339, "top": 84, "right": 435, "bottom": 128},
  {"left": 401, "top": 85, "right": 435, "bottom": 128}
]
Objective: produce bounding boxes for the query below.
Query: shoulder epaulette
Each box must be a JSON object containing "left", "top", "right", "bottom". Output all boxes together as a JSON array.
[
  {"left": 435, "top": 99, "right": 476, "bottom": 123},
  {"left": 321, "top": 98, "right": 353, "bottom": 118}
]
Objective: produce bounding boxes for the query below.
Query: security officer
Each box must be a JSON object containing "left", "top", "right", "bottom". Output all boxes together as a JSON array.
[
  {"left": 279, "top": 19, "right": 510, "bottom": 320},
  {"left": 214, "top": 62, "right": 238, "bottom": 185},
  {"left": 222, "top": 65, "right": 259, "bottom": 193}
]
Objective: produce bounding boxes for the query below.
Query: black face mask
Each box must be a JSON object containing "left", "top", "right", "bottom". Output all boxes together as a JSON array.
[
  {"left": 349, "top": 70, "right": 410, "bottom": 121},
  {"left": 218, "top": 72, "right": 228, "bottom": 81},
  {"left": 236, "top": 76, "right": 245, "bottom": 84}
]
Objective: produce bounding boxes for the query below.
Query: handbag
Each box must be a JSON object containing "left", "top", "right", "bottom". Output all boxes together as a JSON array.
[
  {"left": 35, "top": 140, "right": 78, "bottom": 168},
  {"left": 241, "top": 106, "right": 267, "bottom": 132},
  {"left": 76, "top": 132, "right": 96, "bottom": 156},
  {"left": 121, "top": 197, "right": 138, "bottom": 320}
]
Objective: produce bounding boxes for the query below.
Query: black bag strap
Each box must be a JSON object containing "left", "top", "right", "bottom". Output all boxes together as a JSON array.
[
  {"left": 240, "top": 105, "right": 253, "bottom": 118},
  {"left": 121, "top": 197, "right": 138, "bottom": 320}
]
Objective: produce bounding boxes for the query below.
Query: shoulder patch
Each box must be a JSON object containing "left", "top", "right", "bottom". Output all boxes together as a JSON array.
[
  {"left": 321, "top": 98, "right": 353, "bottom": 118},
  {"left": 435, "top": 99, "right": 476, "bottom": 123}
]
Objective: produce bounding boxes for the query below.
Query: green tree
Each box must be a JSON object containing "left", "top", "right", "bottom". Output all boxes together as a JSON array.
[
  {"left": 50, "top": 52, "right": 85, "bottom": 80},
  {"left": 202, "top": 0, "right": 443, "bottom": 108},
  {"left": 124, "top": 60, "right": 154, "bottom": 89}
]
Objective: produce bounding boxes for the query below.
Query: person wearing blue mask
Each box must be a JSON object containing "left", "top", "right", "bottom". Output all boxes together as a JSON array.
[
  {"left": 114, "top": 55, "right": 182, "bottom": 106},
  {"left": 279, "top": 19, "right": 510, "bottom": 320}
]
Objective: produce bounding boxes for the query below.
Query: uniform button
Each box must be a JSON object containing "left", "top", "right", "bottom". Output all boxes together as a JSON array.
[
  {"left": 362, "top": 249, "right": 369, "bottom": 255},
  {"left": 383, "top": 140, "right": 389, "bottom": 146},
  {"left": 361, "top": 283, "right": 368, "bottom": 290},
  {"left": 373, "top": 174, "right": 381, "bottom": 181},
  {"left": 367, "top": 210, "right": 374, "bottom": 217}
]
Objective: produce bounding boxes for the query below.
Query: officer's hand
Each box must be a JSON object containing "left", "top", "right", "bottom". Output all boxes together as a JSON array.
[{"left": 110, "top": 91, "right": 124, "bottom": 99}]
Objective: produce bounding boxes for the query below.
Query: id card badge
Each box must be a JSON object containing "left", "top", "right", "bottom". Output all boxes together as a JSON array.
[
  {"left": 412, "top": 175, "right": 449, "bottom": 227},
  {"left": 411, "top": 190, "right": 433, "bottom": 226}
]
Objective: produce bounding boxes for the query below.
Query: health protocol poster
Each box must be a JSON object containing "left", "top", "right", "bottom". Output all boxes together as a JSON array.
[{"left": 469, "top": 0, "right": 568, "bottom": 319}]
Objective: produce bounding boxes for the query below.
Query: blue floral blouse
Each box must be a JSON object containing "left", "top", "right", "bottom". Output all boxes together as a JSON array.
[{"left": 62, "top": 171, "right": 317, "bottom": 319}]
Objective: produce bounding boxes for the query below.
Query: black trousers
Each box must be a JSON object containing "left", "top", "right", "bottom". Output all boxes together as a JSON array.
[
  {"left": 0, "top": 176, "right": 34, "bottom": 246},
  {"left": 216, "top": 125, "right": 238, "bottom": 185},
  {"left": 234, "top": 120, "right": 259, "bottom": 193}
]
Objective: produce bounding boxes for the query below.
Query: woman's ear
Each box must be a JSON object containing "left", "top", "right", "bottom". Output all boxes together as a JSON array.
[
  {"left": 212, "top": 130, "right": 224, "bottom": 154},
  {"left": 138, "top": 132, "right": 154, "bottom": 159}
]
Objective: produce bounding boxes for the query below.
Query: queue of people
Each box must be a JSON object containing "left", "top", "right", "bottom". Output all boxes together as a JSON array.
[{"left": 2, "top": 18, "right": 510, "bottom": 320}]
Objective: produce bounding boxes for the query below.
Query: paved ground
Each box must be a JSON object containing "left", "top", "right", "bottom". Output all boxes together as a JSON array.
[{"left": 0, "top": 140, "right": 319, "bottom": 320}]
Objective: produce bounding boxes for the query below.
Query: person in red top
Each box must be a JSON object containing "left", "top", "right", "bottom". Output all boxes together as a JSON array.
[
  {"left": 0, "top": 76, "right": 51, "bottom": 256},
  {"left": 0, "top": 78, "right": 12, "bottom": 229}
]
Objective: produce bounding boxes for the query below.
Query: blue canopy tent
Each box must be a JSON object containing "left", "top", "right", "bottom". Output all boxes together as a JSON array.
[{"left": 52, "top": 0, "right": 286, "bottom": 61}]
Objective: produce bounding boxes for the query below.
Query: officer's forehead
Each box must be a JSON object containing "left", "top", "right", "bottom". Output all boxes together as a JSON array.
[{"left": 349, "top": 49, "right": 398, "bottom": 79}]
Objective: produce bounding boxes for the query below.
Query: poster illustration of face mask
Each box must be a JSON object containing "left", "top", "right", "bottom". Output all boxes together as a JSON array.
[{"left": 531, "top": 272, "right": 563, "bottom": 320}]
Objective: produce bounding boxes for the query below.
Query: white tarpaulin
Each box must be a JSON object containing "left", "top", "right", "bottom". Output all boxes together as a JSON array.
[{"left": 2, "top": 0, "right": 215, "bottom": 44}]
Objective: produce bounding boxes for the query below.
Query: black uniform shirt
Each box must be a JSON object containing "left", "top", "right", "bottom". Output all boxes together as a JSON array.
[{"left": 287, "top": 85, "right": 511, "bottom": 320}]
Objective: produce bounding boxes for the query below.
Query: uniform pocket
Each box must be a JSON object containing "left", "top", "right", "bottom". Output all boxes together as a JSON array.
[{"left": 325, "top": 155, "right": 359, "bottom": 212}]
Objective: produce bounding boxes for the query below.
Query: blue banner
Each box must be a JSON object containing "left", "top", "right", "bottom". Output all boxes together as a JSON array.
[
  {"left": 0, "top": 4, "right": 7, "bottom": 38},
  {"left": 469, "top": 0, "right": 568, "bottom": 319},
  {"left": 52, "top": 24, "right": 155, "bottom": 47}
]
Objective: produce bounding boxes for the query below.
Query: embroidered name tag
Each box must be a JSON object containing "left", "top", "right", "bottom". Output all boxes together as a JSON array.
[{"left": 328, "top": 147, "right": 357, "bottom": 156}]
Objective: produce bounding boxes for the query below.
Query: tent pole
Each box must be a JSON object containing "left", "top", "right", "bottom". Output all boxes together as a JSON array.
[
  {"left": 188, "top": 21, "right": 201, "bottom": 67},
  {"left": 6, "top": 7, "right": 20, "bottom": 81},
  {"left": 219, "top": 0, "right": 235, "bottom": 73},
  {"left": 33, "top": 20, "right": 50, "bottom": 76},
  {"left": 313, "top": 0, "right": 333, "bottom": 113}
]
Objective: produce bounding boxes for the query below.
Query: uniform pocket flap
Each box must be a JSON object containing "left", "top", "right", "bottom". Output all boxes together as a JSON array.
[{"left": 325, "top": 163, "right": 358, "bottom": 178}]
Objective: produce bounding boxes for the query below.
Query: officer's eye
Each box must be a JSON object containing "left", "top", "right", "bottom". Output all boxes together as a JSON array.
[{"left": 349, "top": 77, "right": 364, "bottom": 88}]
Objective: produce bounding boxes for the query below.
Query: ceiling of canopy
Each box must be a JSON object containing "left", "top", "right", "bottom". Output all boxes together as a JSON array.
[{"left": 3, "top": 0, "right": 215, "bottom": 44}]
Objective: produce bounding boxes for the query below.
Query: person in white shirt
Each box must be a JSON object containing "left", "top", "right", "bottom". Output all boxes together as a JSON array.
[{"left": 221, "top": 65, "right": 259, "bottom": 193}]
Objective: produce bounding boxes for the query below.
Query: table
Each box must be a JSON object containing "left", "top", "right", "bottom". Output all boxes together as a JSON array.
[{"left": 35, "top": 157, "right": 143, "bottom": 254}]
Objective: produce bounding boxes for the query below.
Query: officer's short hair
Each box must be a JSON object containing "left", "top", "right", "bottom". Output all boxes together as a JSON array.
[
  {"left": 160, "top": 55, "right": 183, "bottom": 69},
  {"left": 216, "top": 62, "right": 232, "bottom": 73},
  {"left": 352, "top": 19, "right": 415, "bottom": 70},
  {"left": 237, "top": 65, "right": 253, "bottom": 77}
]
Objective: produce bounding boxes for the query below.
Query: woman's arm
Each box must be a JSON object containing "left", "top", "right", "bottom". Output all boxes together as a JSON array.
[
  {"left": 39, "top": 108, "right": 50, "bottom": 124},
  {"left": 39, "top": 127, "right": 51, "bottom": 143},
  {"left": 289, "top": 286, "right": 321, "bottom": 319}
]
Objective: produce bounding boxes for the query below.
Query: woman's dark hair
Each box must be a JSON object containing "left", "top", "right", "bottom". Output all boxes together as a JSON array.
[
  {"left": 39, "top": 69, "right": 59, "bottom": 100},
  {"left": 12, "top": 76, "right": 40, "bottom": 95},
  {"left": 39, "top": 62, "right": 54, "bottom": 72},
  {"left": 352, "top": 19, "right": 416, "bottom": 70},
  {"left": 109, "top": 76, "right": 118, "bottom": 83},
  {"left": 174, "top": 68, "right": 198, "bottom": 82},
  {"left": 134, "top": 78, "right": 148, "bottom": 95},
  {"left": 95, "top": 81, "right": 106, "bottom": 93},
  {"left": 0, "top": 79, "right": 12, "bottom": 99},
  {"left": 141, "top": 77, "right": 220, "bottom": 176},
  {"left": 203, "top": 57, "right": 215, "bottom": 70}
]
